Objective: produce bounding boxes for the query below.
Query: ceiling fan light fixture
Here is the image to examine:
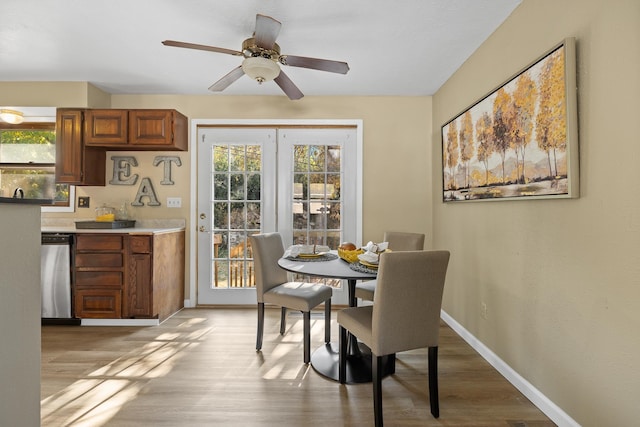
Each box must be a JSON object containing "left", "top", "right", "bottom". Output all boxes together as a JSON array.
[
  {"left": 0, "top": 109, "right": 24, "bottom": 124},
  {"left": 242, "top": 56, "right": 280, "bottom": 84}
]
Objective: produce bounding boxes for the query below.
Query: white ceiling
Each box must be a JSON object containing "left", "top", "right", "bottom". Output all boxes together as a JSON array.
[{"left": 0, "top": 0, "right": 521, "bottom": 98}]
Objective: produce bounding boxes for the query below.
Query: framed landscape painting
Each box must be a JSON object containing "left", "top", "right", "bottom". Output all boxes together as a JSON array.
[{"left": 442, "top": 38, "right": 579, "bottom": 202}]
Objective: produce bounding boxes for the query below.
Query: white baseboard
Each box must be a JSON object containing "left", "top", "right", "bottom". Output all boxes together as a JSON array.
[
  {"left": 440, "top": 310, "right": 580, "bottom": 427},
  {"left": 81, "top": 318, "right": 159, "bottom": 326}
]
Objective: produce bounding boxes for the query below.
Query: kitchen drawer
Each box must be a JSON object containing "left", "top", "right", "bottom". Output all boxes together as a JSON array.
[
  {"left": 129, "top": 235, "right": 152, "bottom": 254},
  {"left": 75, "top": 271, "right": 123, "bottom": 288},
  {"left": 75, "top": 289, "right": 122, "bottom": 318},
  {"left": 75, "top": 252, "right": 123, "bottom": 268},
  {"left": 76, "top": 234, "right": 124, "bottom": 251}
]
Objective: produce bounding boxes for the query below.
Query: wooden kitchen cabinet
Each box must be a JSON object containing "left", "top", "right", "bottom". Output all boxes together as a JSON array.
[
  {"left": 56, "top": 108, "right": 187, "bottom": 185},
  {"left": 73, "top": 231, "right": 185, "bottom": 321},
  {"left": 84, "top": 109, "right": 129, "bottom": 146},
  {"left": 125, "top": 235, "right": 153, "bottom": 318},
  {"left": 123, "top": 232, "right": 185, "bottom": 320},
  {"left": 83, "top": 109, "right": 188, "bottom": 151},
  {"left": 55, "top": 109, "right": 106, "bottom": 185},
  {"left": 74, "top": 234, "right": 125, "bottom": 318},
  {"left": 128, "top": 110, "right": 188, "bottom": 150}
]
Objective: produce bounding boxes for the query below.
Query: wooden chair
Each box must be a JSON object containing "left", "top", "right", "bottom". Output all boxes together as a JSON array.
[
  {"left": 250, "top": 233, "right": 332, "bottom": 364},
  {"left": 338, "top": 250, "right": 450, "bottom": 426}
]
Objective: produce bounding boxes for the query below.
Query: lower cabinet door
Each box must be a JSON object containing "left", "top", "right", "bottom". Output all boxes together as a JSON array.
[
  {"left": 125, "top": 253, "right": 153, "bottom": 318},
  {"left": 74, "top": 289, "right": 122, "bottom": 318}
]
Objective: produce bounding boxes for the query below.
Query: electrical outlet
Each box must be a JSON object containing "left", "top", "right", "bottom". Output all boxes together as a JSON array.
[
  {"left": 78, "top": 196, "right": 90, "bottom": 208},
  {"left": 481, "top": 302, "right": 488, "bottom": 320},
  {"left": 167, "top": 197, "right": 182, "bottom": 208}
]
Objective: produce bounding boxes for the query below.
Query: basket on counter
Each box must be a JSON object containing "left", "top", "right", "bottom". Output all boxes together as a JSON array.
[{"left": 338, "top": 247, "right": 364, "bottom": 263}]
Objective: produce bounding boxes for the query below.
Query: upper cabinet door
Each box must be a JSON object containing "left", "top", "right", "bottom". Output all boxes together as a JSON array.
[
  {"left": 129, "top": 110, "right": 188, "bottom": 151},
  {"left": 84, "top": 109, "right": 128, "bottom": 146},
  {"left": 55, "top": 109, "right": 106, "bottom": 185}
]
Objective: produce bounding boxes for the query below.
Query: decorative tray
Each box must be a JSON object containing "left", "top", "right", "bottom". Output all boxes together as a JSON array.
[{"left": 75, "top": 220, "right": 136, "bottom": 229}]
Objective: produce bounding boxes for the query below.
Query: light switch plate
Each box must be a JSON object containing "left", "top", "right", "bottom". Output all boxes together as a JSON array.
[{"left": 167, "top": 197, "right": 182, "bottom": 208}]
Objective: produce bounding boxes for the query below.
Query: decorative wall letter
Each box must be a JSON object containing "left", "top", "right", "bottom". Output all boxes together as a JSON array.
[
  {"left": 131, "top": 177, "right": 161, "bottom": 206},
  {"left": 153, "top": 156, "right": 182, "bottom": 185},
  {"left": 109, "top": 156, "right": 139, "bottom": 185}
]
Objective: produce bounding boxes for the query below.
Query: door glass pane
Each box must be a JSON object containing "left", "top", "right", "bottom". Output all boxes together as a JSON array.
[
  {"left": 247, "top": 173, "right": 260, "bottom": 200},
  {"left": 211, "top": 144, "right": 261, "bottom": 289},
  {"left": 291, "top": 144, "right": 342, "bottom": 249}
]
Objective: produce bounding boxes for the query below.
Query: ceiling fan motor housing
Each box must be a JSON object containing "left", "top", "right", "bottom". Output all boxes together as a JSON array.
[{"left": 242, "top": 38, "right": 280, "bottom": 60}]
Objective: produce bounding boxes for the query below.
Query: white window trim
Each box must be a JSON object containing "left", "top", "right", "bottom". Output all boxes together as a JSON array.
[
  {"left": 186, "top": 119, "right": 363, "bottom": 308},
  {"left": 41, "top": 185, "right": 76, "bottom": 213}
]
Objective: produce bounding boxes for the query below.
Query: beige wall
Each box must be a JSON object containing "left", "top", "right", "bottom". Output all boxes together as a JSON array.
[
  {"left": 432, "top": 0, "right": 640, "bottom": 425},
  {"left": 0, "top": 81, "right": 110, "bottom": 107}
]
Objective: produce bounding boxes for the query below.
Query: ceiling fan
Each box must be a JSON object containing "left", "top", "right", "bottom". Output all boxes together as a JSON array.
[{"left": 162, "top": 14, "right": 350, "bottom": 100}]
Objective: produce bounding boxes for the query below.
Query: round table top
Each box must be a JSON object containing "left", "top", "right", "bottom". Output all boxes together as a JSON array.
[{"left": 277, "top": 251, "right": 377, "bottom": 281}]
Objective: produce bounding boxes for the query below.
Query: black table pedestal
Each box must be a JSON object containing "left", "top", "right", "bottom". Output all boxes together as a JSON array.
[{"left": 310, "top": 342, "right": 394, "bottom": 384}]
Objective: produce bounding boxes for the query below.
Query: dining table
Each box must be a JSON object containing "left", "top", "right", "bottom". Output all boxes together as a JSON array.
[{"left": 277, "top": 250, "right": 394, "bottom": 383}]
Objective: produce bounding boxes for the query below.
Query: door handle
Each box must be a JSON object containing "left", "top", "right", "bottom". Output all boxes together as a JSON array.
[{"left": 200, "top": 213, "right": 206, "bottom": 219}]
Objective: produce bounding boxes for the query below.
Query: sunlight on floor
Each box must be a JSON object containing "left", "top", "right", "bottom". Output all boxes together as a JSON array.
[{"left": 41, "top": 327, "right": 208, "bottom": 427}]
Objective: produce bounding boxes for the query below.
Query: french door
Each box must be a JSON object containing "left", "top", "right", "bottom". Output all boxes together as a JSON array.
[{"left": 197, "top": 126, "right": 358, "bottom": 305}]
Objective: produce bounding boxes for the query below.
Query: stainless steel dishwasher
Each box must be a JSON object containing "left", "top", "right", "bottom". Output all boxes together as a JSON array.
[{"left": 41, "top": 233, "right": 79, "bottom": 325}]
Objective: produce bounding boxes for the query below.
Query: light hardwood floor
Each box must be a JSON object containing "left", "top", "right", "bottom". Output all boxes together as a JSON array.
[{"left": 41, "top": 308, "right": 556, "bottom": 426}]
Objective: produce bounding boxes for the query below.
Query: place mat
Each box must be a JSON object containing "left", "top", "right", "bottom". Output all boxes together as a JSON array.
[
  {"left": 285, "top": 252, "right": 339, "bottom": 262},
  {"left": 349, "top": 262, "right": 379, "bottom": 274}
]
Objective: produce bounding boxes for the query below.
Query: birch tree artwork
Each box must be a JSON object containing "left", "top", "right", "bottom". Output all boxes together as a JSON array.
[{"left": 442, "top": 39, "right": 578, "bottom": 202}]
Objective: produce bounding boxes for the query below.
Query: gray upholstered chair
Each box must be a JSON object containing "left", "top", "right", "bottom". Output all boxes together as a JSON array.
[
  {"left": 250, "top": 233, "right": 333, "bottom": 364},
  {"left": 338, "top": 250, "right": 450, "bottom": 426},
  {"left": 354, "top": 231, "right": 425, "bottom": 302}
]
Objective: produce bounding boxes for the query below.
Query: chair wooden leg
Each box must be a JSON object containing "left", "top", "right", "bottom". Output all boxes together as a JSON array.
[
  {"left": 388, "top": 353, "right": 396, "bottom": 374},
  {"left": 303, "top": 311, "right": 311, "bottom": 364},
  {"left": 324, "top": 299, "right": 331, "bottom": 343},
  {"left": 256, "top": 303, "right": 264, "bottom": 351},
  {"left": 338, "top": 325, "right": 347, "bottom": 383},
  {"left": 373, "top": 354, "right": 384, "bottom": 427},
  {"left": 280, "top": 307, "right": 287, "bottom": 335},
  {"left": 428, "top": 346, "right": 439, "bottom": 418}
]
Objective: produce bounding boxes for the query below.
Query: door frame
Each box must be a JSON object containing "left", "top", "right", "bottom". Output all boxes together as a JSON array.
[{"left": 186, "top": 119, "right": 364, "bottom": 307}]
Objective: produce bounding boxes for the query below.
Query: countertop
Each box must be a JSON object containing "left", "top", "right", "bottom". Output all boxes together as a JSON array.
[
  {"left": 0, "top": 197, "right": 54, "bottom": 205},
  {"left": 41, "top": 218, "right": 186, "bottom": 235}
]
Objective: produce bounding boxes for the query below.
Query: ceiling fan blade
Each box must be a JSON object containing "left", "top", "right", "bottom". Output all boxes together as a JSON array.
[
  {"left": 208, "top": 66, "right": 245, "bottom": 92},
  {"left": 281, "top": 55, "right": 350, "bottom": 74},
  {"left": 254, "top": 14, "right": 282, "bottom": 49},
  {"left": 274, "top": 71, "right": 304, "bottom": 100},
  {"left": 162, "top": 40, "right": 242, "bottom": 56}
]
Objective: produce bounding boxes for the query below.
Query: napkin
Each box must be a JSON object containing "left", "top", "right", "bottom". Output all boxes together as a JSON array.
[
  {"left": 357, "top": 251, "right": 380, "bottom": 264},
  {"left": 358, "top": 241, "right": 389, "bottom": 264},
  {"left": 284, "top": 244, "right": 331, "bottom": 258},
  {"left": 362, "top": 241, "right": 389, "bottom": 253}
]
